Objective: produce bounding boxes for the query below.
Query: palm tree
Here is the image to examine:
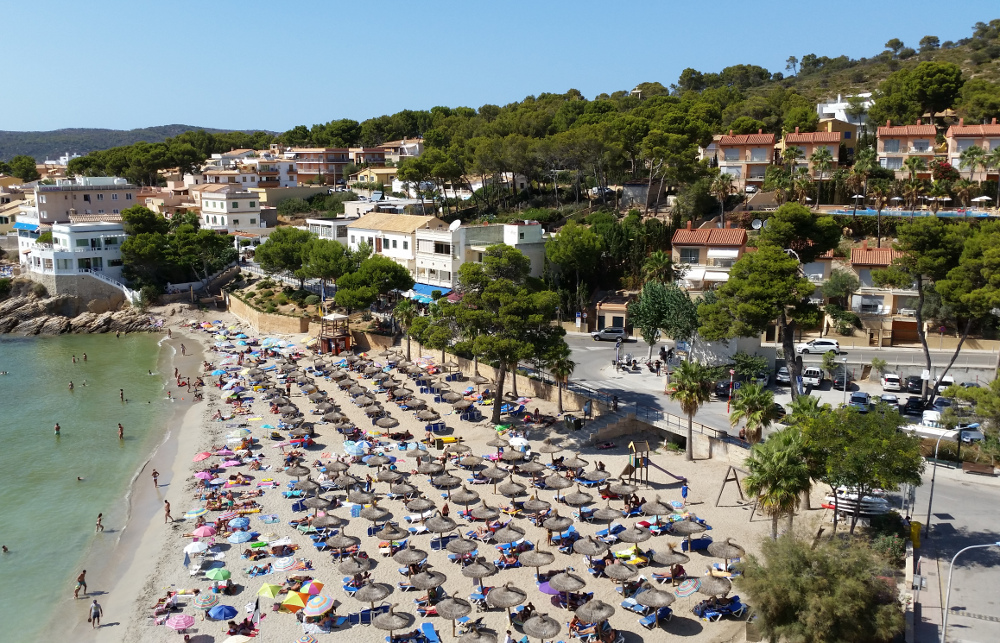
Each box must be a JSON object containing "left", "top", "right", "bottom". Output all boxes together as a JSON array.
[
  {"left": 547, "top": 348, "right": 576, "bottom": 415},
  {"left": 393, "top": 298, "right": 418, "bottom": 361},
  {"left": 959, "top": 144, "right": 987, "bottom": 186},
  {"left": 927, "top": 180, "right": 951, "bottom": 214},
  {"left": 868, "top": 182, "right": 889, "bottom": 246},
  {"left": 809, "top": 147, "right": 833, "bottom": 205},
  {"left": 793, "top": 172, "right": 813, "bottom": 206},
  {"left": 902, "top": 178, "right": 924, "bottom": 212},
  {"left": 772, "top": 173, "right": 791, "bottom": 206},
  {"left": 782, "top": 146, "right": 804, "bottom": 174},
  {"left": 641, "top": 250, "right": 674, "bottom": 284},
  {"left": 711, "top": 173, "right": 735, "bottom": 227},
  {"left": 668, "top": 360, "right": 716, "bottom": 461},
  {"left": 986, "top": 147, "right": 1000, "bottom": 207},
  {"left": 846, "top": 168, "right": 864, "bottom": 216},
  {"left": 953, "top": 178, "right": 976, "bottom": 208},
  {"left": 903, "top": 155, "right": 926, "bottom": 182},
  {"left": 729, "top": 382, "right": 777, "bottom": 444},
  {"left": 785, "top": 394, "right": 831, "bottom": 425},
  {"left": 743, "top": 427, "right": 812, "bottom": 538},
  {"left": 854, "top": 147, "right": 877, "bottom": 195}
]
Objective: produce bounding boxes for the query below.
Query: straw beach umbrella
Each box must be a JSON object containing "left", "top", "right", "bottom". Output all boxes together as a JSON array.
[
  {"left": 707, "top": 538, "right": 746, "bottom": 569},
  {"left": 634, "top": 583, "right": 675, "bottom": 627},
  {"left": 486, "top": 582, "right": 527, "bottom": 619},
  {"left": 446, "top": 536, "right": 478, "bottom": 556},
  {"left": 651, "top": 544, "right": 689, "bottom": 567},
  {"left": 669, "top": 519, "right": 707, "bottom": 549},
  {"left": 603, "top": 561, "right": 639, "bottom": 582},
  {"left": 394, "top": 545, "right": 429, "bottom": 566},
  {"left": 696, "top": 570, "right": 733, "bottom": 597},
  {"left": 522, "top": 497, "right": 551, "bottom": 513},
  {"left": 373, "top": 604, "right": 414, "bottom": 640},
  {"left": 339, "top": 555, "right": 372, "bottom": 575},
  {"left": 518, "top": 548, "right": 555, "bottom": 580},
  {"left": 470, "top": 502, "right": 500, "bottom": 522},
  {"left": 523, "top": 614, "right": 561, "bottom": 643},
  {"left": 617, "top": 524, "right": 651, "bottom": 544},
  {"left": 406, "top": 497, "right": 436, "bottom": 513},
  {"left": 497, "top": 480, "right": 526, "bottom": 499},
  {"left": 492, "top": 523, "right": 526, "bottom": 544},
  {"left": 411, "top": 568, "right": 447, "bottom": 590},
  {"left": 353, "top": 581, "right": 393, "bottom": 610},
  {"left": 461, "top": 557, "right": 498, "bottom": 589},
  {"left": 377, "top": 523, "right": 411, "bottom": 541},
  {"left": 436, "top": 596, "right": 472, "bottom": 636},
  {"left": 425, "top": 512, "right": 458, "bottom": 534},
  {"left": 575, "top": 599, "right": 615, "bottom": 625}
]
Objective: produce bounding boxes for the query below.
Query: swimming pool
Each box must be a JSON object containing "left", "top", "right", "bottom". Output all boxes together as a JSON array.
[{"left": 828, "top": 208, "right": 996, "bottom": 218}]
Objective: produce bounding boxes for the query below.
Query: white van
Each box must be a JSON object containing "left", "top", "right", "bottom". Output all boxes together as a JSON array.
[{"left": 803, "top": 367, "right": 823, "bottom": 388}]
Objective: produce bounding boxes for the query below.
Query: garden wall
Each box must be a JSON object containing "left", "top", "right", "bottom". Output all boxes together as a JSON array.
[{"left": 227, "top": 294, "right": 310, "bottom": 335}]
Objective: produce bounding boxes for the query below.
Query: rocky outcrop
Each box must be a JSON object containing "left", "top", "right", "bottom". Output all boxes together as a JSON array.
[{"left": 0, "top": 295, "right": 156, "bottom": 336}]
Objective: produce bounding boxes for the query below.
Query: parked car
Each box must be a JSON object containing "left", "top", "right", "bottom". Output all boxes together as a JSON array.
[
  {"left": 832, "top": 371, "right": 852, "bottom": 390},
  {"left": 906, "top": 376, "right": 924, "bottom": 394},
  {"left": 961, "top": 381, "right": 981, "bottom": 389},
  {"left": 753, "top": 372, "right": 770, "bottom": 387},
  {"left": 802, "top": 367, "right": 823, "bottom": 388},
  {"left": 881, "top": 373, "right": 902, "bottom": 391},
  {"left": 775, "top": 366, "right": 790, "bottom": 385},
  {"left": 903, "top": 396, "right": 925, "bottom": 415},
  {"left": 714, "top": 380, "right": 734, "bottom": 399},
  {"left": 936, "top": 375, "right": 955, "bottom": 393},
  {"left": 932, "top": 396, "right": 954, "bottom": 412},
  {"left": 591, "top": 327, "right": 628, "bottom": 342},
  {"left": 849, "top": 391, "right": 871, "bottom": 412},
  {"left": 795, "top": 339, "right": 841, "bottom": 354},
  {"left": 876, "top": 393, "right": 900, "bottom": 409}
]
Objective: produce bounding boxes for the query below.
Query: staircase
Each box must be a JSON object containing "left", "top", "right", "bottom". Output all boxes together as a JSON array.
[
  {"left": 582, "top": 410, "right": 637, "bottom": 442},
  {"left": 80, "top": 269, "right": 140, "bottom": 305}
]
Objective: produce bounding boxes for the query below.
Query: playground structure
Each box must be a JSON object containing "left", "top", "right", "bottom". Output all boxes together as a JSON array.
[{"left": 620, "top": 440, "right": 686, "bottom": 487}]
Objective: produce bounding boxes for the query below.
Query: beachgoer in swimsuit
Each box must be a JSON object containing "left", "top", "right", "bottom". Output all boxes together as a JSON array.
[
  {"left": 89, "top": 599, "right": 102, "bottom": 628},
  {"left": 55, "top": 423, "right": 60, "bottom": 435},
  {"left": 164, "top": 500, "right": 172, "bottom": 523},
  {"left": 75, "top": 570, "right": 87, "bottom": 598},
  {"left": 118, "top": 424, "right": 124, "bottom": 440},
  {"left": 152, "top": 470, "right": 159, "bottom": 488},
  {"left": 96, "top": 513, "right": 104, "bottom": 532}
]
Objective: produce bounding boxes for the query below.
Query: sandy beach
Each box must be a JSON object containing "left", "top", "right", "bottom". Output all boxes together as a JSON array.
[{"left": 67, "top": 311, "right": 810, "bottom": 643}]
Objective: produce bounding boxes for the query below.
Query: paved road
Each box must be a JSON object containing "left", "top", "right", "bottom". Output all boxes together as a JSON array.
[
  {"left": 909, "top": 467, "right": 1000, "bottom": 642},
  {"left": 565, "top": 334, "right": 997, "bottom": 436}
]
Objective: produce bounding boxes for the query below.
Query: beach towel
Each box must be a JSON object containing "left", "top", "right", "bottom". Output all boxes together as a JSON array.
[
  {"left": 248, "top": 417, "right": 263, "bottom": 421},
  {"left": 260, "top": 514, "right": 279, "bottom": 524}
]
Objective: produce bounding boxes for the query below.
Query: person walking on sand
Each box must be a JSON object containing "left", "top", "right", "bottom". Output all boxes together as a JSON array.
[
  {"left": 118, "top": 423, "right": 124, "bottom": 440},
  {"left": 681, "top": 483, "right": 689, "bottom": 506},
  {"left": 167, "top": 328, "right": 172, "bottom": 338},
  {"left": 89, "top": 599, "right": 103, "bottom": 628},
  {"left": 96, "top": 513, "right": 104, "bottom": 532},
  {"left": 152, "top": 469, "right": 159, "bottom": 488},
  {"left": 181, "top": 343, "right": 186, "bottom": 356},
  {"left": 74, "top": 570, "right": 87, "bottom": 598},
  {"left": 164, "top": 500, "right": 173, "bottom": 523}
]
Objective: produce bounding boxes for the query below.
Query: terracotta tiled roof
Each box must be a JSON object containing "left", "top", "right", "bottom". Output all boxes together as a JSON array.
[
  {"left": 851, "top": 246, "right": 900, "bottom": 267},
  {"left": 671, "top": 227, "right": 747, "bottom": 247},
  {"left": 718, "top": 133, "right": 775, "bottom": 146},
  {"left": 877, "top": 124, "right": 936, "bottom": 137},
  {"left": 785, "top": 131, "right": 841, "bottom": 143},
  {"left": 945, "top": 124, "right": 1000, "bottom": 137}
]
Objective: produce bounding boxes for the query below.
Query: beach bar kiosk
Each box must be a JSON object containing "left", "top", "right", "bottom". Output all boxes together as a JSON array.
[{"left": 319, "top": 313, "right": 351, "bottom": 355}]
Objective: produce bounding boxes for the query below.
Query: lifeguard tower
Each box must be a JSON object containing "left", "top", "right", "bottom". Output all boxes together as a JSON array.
[{"left": 318, "top": 313, "right": 351, "bottom": 355}]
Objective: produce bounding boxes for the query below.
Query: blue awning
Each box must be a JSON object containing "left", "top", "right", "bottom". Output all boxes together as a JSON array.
[{"left": 13, "top": 222, "right": 38, "bottom": 231}]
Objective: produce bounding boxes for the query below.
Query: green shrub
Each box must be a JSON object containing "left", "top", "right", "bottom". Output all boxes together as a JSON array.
[
  {"left": 31, "top": 282, "right": 48, "bottom": 298},
  {"left": 140, "top": 284, "right": 161, "bottom": 306},
  {"left": 265, "top": 304, "right": 277, "bottom": 313},
  {"left": 305, "top": 295, "right": 320, "bottom": 306},
  {"left": 275, "top": 293, "right": 290, "bottom": 306},
  {"left": 872, "top": 534, "right": 906, "bottom": 564},
  {"left": 0, "top": 278, "right": 11, "bottom": 299},
  {"left": 259, "top": 289, "right": 274, "bottom": 299},
  {"left": 257, "top": 279, "right": 275, "bottom": 290}
]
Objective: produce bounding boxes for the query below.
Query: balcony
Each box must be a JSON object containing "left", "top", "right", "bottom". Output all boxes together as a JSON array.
[{"left": 257, "top": 180, "right": 279, "bottom": 188}]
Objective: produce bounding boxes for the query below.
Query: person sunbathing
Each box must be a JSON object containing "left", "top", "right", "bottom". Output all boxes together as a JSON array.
[
  {"left": 247, "top": 563, "right": 271, "bottom": 575},
  {"left": 390, "top": 629, "right": 421, "bottom": 643},
  {"left": 498, "top": 553, "right": 518, "bottom": 566}
]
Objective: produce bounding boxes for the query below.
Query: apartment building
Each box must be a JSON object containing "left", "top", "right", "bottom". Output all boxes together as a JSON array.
[
  {"left": 672, "top": 222, "right": 747, "bottom": 293},
  {"left": 20, "top": 176, "right": 136, "bottom": 227},
  {"left": 848, "top": 240, "right": 920, "bottom": 346},
  {"left": 199, "top": 185, "right": 262, "bottom": 232},
  {"left": 876, "top": 120, "right": 937, "bottom": 178},
  {"left": 23, "top": 221, "right": 126, "bottom": 280},
  {"left": 818, "top": 118, "right": 859, "bottom": 159},
  {"left": 378, "top": 138, "right": 424, "bottom": 164},
  {"left": 945, "top": 117, "right": 1000, "bottom": 181},
  {"left": 285, "top": 148, "right": 351, "bottom": 185},
  {"left": 716, "top": 131, "right": 776, "bottom": 189},
  {"left": 815, "top": 93, "right": 873, "bottom": 128},
  {"left": 345, "top": 213, "right": 448, "bottom": 276},
  {"left": 779, "top": 128, "right": 842, "bottom": 174},
  {"left": 349, "top": 147, "right": 386, "bottom": 166}
]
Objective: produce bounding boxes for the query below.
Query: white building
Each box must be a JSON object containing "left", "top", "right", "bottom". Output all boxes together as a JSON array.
[
  {"left": 816, "top": 93, "right": 873, "bottom": 128},
  {"left": 185, "top": 151, "right": 297, "bottom": 189},
  {"left": 391, "top": 173, "right": 528, "bottom": 201},
  {"left": 200, "top": 186, "right": 262, "bottom": 232},
  {"left": 305, "top": 217, "right": 354, "bottom": 243},
  {"left": 24, "top": 222, "right": 126, "bottom": 280}
]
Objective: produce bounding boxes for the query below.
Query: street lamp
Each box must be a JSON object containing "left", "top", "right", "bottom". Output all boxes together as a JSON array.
[
  {"left": 924, "top": 429, "right": 960, "bottom": 538},
  {"left": 841, "top": 357, "right": 848, "bottom": 407},
  {"left": 941, "top": 541, "right": 1000, "bottom": 642}
]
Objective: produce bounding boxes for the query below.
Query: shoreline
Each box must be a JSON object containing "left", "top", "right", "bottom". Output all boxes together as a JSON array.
[{"left": 52, "top": 326, "right": 209, "bottom": 642}]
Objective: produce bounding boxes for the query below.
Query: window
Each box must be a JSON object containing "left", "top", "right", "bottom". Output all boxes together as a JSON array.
[
  {"left": 249, "top": 218, "right": 256, "bottom": 224},
  {"left": 113, "top": 209, "right": 119, "bottom": 214},
  {"left": 881, "top": 157, "right": 903, "bottom": 170},
  {"left": 97, "top": 209, "right": 105, "bottom": 214},
  {"left": 989, "top": 139, "right": 1000, "bottom": 151},
  {"left": 679, "top": 248, "right": 700, "bottom": 264},
  {"left": 913, "top": 139, "right": 930, "bottom": 152},
  {"left": 434, "top": 242, "right": 451, "bottom": 255},
  {"left": 57, "top": 258, "right": 71, "bottom": 270},
  {"left": 83, "top": 194, "right": 91, "bottom": 202},
  {"left": 351, "top": 235, "right": 356, "bottom": 244},
  {"left": 232, "top": 219, "right": 239, "bottom": 225},
  {"left": 844, "top": 131, "right": 852, "bottom": 139},
  {"left": 750, "top": 148, "right": 769, "bottom": 162},
  {"left": 368, "top": 237, "right": 374, "bottom": 246},
  {"left": 111, "top": 193, "right": 118, "bottom": 200},
  {"left": 97, "top": 193, "right": 104, "bottom": 201},
  {"left": 883, "top": 139, "right": 900, "bottom": 153},
  {"left": 392, "top": 239, "right": 397, "bottom": 249},
  {"left": 519, "top": 232, "right": 524, "bottom": 240},
  {"left": 249, "top": 201, "right": 255, "bottom": 207},
  {"left": 403, "top": 240, "right": 408, "bottom": 250},
  {"left": 76, "top": 239, "right": 89, "bottom": 247},
  {"left": 39, "top": 195, "right": 46, "bottom": 203},
  {"left": 337, "top": 227, "right": 347, "bottom": 238},
  {"left": 723, "top": 149, "right": 739, "bottom": 161},
  {"left": 104, "top": 237, "right": 118, "bottom": 245},
  {"left": 125, "top": 193, "right": 132, "bottom": 200},
  {"left": 232, "top": 202, "right": 239, "bottom": 209}
]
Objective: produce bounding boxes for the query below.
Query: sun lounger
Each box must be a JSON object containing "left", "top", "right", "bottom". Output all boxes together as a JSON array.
[
  {"left": 638, "top": 606, "right": 673, "bottom": 629},
  {"left": 421, "top": 622, "right": 442, "bottom": 643}
]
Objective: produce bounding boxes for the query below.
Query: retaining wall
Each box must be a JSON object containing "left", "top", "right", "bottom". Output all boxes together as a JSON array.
[
  {"left": 28, "top": 272, "right": 127, "bottom": 312},
  {"left": 227, "top": 295, "right": 311, "bottom": 334}
]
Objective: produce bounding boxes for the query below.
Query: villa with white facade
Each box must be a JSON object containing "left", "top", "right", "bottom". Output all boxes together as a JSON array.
[
  {"left": 200, "top": 186, "right": 262, "bottom": 232},
  {"left": 24, "top": 222, "right": 126, "bottom": 280}
]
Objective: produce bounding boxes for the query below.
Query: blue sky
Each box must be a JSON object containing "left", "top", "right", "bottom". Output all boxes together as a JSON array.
[{"left": 6, "top": 0, "right": 997, "bottom": 132}]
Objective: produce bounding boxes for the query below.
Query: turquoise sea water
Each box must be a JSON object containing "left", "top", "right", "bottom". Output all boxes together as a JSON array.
[{"left": 0, "top": 334, "right": 169, "bottom": 641}]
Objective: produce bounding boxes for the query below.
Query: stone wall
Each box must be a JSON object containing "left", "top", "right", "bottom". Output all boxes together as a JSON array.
[
  {"left": 28, "top": 273, "right": 127, "bottom": 313},
  {"left": 227, "top": 295, "right": 311, "bottom": 334}
]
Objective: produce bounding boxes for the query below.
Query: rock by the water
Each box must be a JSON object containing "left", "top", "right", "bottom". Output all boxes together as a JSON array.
[{"left": 0, "top": 294, "right": 155, "bottom": 336}]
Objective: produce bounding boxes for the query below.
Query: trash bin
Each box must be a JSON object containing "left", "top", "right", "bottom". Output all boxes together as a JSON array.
[
  {"left": 435, "top": 438, "right": 445, "bottom": 450},
  {"left": 564, "top": 415, "right": 576, "bottom": 431},
  {"left": 573, "top": 417, "right": 583, "bottom": 431},
  {"left": 910, "top": 521, "right": 922, "bottom": 549}
]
